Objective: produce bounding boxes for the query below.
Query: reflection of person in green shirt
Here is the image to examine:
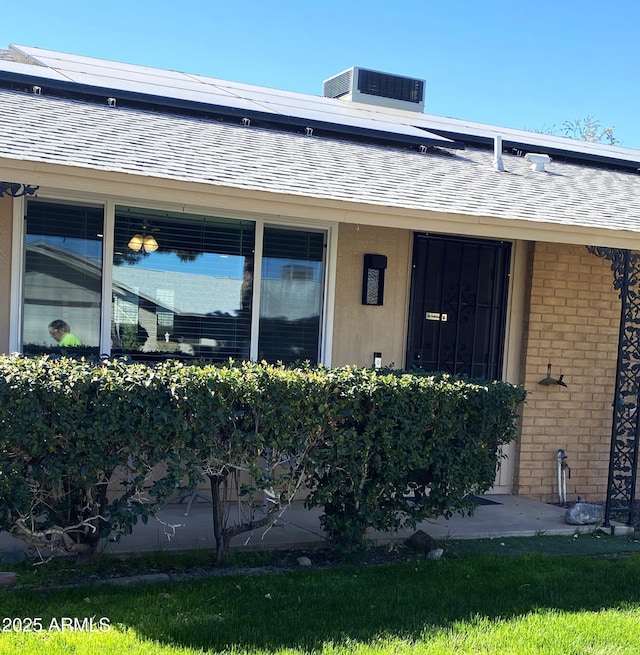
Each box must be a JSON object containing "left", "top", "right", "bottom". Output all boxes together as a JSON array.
[{"left": 48, "top": 319, "right": 81, "bottom": 347}]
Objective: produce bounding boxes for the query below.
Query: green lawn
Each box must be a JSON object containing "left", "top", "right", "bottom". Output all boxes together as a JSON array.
[{"left": 2, "top": 548, "right": 640, "bottom": 654}]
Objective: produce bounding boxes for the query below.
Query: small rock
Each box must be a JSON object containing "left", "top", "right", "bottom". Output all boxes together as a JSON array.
[
  {"left": 564, "top": 502, "right": 605, "bottom": 525},
  {"left": 296, "top": 556, "right": 312, "bottom": 567},
  {"left": 1, "top": 550, "right": 27, "bottom": 566},
  {"left": 406, "top": 529, "right": 437, "bottom": 553},
  {"left": 426, "top": 548, "right": 444, "bottom": 561}
]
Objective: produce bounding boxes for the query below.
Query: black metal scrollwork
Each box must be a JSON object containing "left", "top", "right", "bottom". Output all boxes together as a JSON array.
[
  {"left": 0, "top": 182, "right": 39, "bottom": 198},
  {"left": 587, "top": 245, "right": 640, "bottom": 526}
]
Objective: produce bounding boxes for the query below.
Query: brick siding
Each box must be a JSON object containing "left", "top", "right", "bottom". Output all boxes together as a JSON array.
[{"left": 516, "top": 242, "right": 619, "bottom": 503}]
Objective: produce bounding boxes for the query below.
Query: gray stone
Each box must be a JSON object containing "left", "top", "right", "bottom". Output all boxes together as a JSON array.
[
  {"left": 564, "top": 502, "right": 605, "bottom": 525},
  {"left": 426, "top": 548, "right": 444, "bottom": 560},
  {"left": 406, "top": 529, "right": 437, "bottom": 553},
  {"left": 1, "top": 549, "right": 28, "bottom": 565},
  {"left": 296, "top": 556, "right": 312, "bottom": 567}
]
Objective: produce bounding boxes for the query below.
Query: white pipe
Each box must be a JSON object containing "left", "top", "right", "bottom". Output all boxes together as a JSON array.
[
  {"left": 493, "top": 135, "right": 505, "bottom": 171},
  {"left": 556, "top": 449, "right": 567, "bottom": 504}
]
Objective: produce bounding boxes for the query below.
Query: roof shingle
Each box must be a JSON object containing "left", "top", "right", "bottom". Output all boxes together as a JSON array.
[{"left": 1, "top": 88, "right": 640, "bottom": 238}]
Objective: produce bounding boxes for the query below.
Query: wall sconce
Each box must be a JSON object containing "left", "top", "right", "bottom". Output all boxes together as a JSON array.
[
  {"left": 362, "top": 254, "right": 388, "bottom": 305},
  {"left": 128, "top": 230, "right": 159, "bottom": 253}
]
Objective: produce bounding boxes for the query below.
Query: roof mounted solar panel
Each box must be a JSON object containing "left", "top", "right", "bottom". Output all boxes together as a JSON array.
[
  {"left": 0, "top": 59, "right": 71, "bottom": 83},
  {"left": 0, "top": 46, "right": 457, "bottom": 149},
  {"left": 324, "top": 67, "right": 425, "bottom": 113},
  {"left": 6, "top": 45, "right": 640, "bottom": 168}
]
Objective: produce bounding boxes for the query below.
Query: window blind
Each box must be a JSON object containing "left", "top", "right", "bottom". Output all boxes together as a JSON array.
[
  {"left": 23, "top": 200, "right": 103, "bottom": 353},
  {"left": 112, "top": 206, "right": 254, "bottom": 361}
]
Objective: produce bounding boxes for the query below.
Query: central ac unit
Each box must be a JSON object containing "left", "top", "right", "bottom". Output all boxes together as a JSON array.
[{"left": 323, "top": 67, "right": 425, "bottom": 113}]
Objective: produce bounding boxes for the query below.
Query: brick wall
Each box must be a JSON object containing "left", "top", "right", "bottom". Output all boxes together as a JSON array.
[{"left": 516, "top": 242, "right": 619, "bottom": 503}]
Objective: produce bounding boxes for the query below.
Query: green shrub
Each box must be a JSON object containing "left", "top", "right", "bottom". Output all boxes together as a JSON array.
[
  {"left": 0, "top": 355, "right": 193, "bottom": 559},
  {"left": 176, "top": 361, "right": 331, "bottom": 563},
  {"left": 302, "top": 368, "right": 526, "bottom": 556},
  {"left": 0, "top": 356, "right": 526, "bottom": 562}
]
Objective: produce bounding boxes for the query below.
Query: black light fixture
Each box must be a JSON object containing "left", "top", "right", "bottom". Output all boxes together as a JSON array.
[
  {"left": 362, "top": 254, "right": 388, "bottom": 305},
  {"left": 0, "top": 181, "right": 39, "bottom": 198}
]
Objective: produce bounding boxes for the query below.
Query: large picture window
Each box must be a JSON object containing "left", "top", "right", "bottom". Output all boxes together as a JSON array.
[
  {"left": 23, "top": 201, "right": 103, "bottom": 354},
  {"left": 112, "top": 207, "right": 254, "bottom": 361},
  {"left": 19, "top": 201, "right": 329, "bottom": 364}
]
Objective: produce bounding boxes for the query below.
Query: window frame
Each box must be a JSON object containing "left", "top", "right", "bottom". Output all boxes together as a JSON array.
[
  {"left": 12, "top": 195, "right": 337, "bottom": 366},
  {"left": 257, "top": 223, "right": 329, "bottom": 364}
]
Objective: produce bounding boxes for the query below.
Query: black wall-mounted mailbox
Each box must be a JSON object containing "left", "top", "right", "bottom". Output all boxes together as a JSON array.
[{"left": 362, "top": 254, "right": 388, "bottom": 305}]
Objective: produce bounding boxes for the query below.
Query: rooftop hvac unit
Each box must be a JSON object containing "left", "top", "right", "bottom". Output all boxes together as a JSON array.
[{"left": 323, "top": 67, "right": 425, "bottom": 113}]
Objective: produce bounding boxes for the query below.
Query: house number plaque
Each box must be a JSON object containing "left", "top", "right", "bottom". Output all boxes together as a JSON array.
[{"left": 425, "top": 312, "right": 448, "bottom": 322}]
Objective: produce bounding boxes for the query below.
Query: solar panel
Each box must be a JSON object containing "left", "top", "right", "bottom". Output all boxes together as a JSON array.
[
  {"left": 252, "top": 100, "right": 450, "bottom": 142},
  {"left": 39, "top": 60, "right": 219, "bottom": 87},
  {"left": 415, "top": 113, "right": 640, "bottom": 159},
  {"left": 14, "top": 45, "right": 191, "bottom": 79},
  {"left": 8, "top": 44, "right": 640, "bottom": 163},
  {"left": 343, "top": 97, "right": 640, "bottom": 164},
  {"left": 10, "top": 46, "right": 275, "bottom": 114},
  {"left": 0, "top": 59, "right": 71, "bottom": 82},
  {"left": 65, "top": 70, "right": 275, "bottom": 114},
  {"left": 6, "top": 45, "right": 456, "bottom": 146}
]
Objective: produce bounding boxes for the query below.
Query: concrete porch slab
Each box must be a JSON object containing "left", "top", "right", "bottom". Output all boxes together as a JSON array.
[{"left": 0, "top": 495, "right": 631, "bottom": 561}]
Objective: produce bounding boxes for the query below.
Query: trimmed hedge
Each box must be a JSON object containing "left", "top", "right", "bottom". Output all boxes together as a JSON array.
[
  {"left": 0, "top": 355, "right": 526, "bottom": 559},
  {"left": 0, "top": 356, "right": 194, "bottom": 558},
  {"left": 303, "top": 367, "right": 526, "bottom": 554}
]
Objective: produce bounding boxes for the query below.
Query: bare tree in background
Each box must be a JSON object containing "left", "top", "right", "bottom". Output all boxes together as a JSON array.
[
  {"left": 561, "top": 116, "right": 618, "bottom": 145},
  {"left": 536, "top": 116, "right": 618, "bottom": 145}
]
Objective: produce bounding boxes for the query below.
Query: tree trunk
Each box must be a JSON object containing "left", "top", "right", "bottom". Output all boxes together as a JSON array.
[
  {"left": 209, "top": 474, "right": 227, "bottom": 564},
  {"left": 208, "top": 472, "right": 280, "bottom": 564}
]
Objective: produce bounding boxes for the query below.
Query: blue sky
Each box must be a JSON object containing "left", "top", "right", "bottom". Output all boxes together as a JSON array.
[{"left": 3, "top": 0, "right": 639, "bottom": 148}]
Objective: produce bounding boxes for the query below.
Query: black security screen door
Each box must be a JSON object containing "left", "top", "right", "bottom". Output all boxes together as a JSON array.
[{"left": 406, "top": 234, "right": 511, "bottom": 380}]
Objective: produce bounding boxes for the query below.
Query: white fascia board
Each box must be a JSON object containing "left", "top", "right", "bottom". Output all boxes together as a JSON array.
[{"left": 3, "top": 158, "right": 639, "bottom": 251}]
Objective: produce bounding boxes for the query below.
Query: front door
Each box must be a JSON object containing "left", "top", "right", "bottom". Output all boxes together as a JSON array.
[{"left": 406, "top": 234, "right": 511, "bottom": 379}]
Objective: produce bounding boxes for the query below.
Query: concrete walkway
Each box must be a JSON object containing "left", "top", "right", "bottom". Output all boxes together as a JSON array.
[{"left": 0, "top": 495, "right": 627, "bottom": 561}]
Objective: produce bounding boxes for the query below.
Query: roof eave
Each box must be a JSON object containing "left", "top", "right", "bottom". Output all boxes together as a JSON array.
[{"left": 2, "top": 156, "right": 639, "bottom": 251}]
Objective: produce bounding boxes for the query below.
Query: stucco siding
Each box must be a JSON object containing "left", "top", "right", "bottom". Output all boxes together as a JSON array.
[{"left": 332, "top": 224, "right": 411, "bottom": 368}]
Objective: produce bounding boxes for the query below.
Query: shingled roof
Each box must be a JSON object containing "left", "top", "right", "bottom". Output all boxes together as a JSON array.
[{"left": 1, "top": 47, "right": 640, "bottom": 248}]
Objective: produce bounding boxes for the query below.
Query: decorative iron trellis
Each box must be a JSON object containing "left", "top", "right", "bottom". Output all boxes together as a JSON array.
[
  {"left": 0, "top": 181, "right": 38, "bottom": 198},
  {"left": 587, "top": 246, "right": 640, "bottom": 526}
]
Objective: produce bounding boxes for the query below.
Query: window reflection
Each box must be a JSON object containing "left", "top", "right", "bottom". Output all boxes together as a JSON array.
[
  {"left": 258, "top": 227, "right": 325, "bottom": 364},
  {"left": 23, "top": 201, "right": 103, "bottom": 354},
  {"left": 112, "top": 207, "right": 254, "bottom": 361}
]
